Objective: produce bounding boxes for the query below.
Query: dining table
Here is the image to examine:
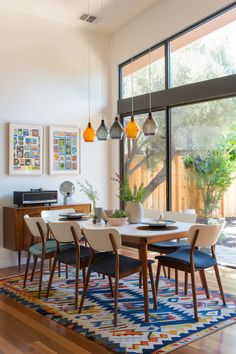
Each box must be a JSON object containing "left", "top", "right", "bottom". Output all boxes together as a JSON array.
[{"left": 72, "top": 219, "right": 193, "bottom": 323}]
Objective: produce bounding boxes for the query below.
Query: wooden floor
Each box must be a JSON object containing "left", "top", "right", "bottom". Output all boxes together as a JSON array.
[{"left": 0, "top": 248, "right": 236, "bottom": 354}]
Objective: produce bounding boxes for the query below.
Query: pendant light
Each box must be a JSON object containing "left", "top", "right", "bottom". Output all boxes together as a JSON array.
[
  {"left": 83, "top": 0, "right": 96, "bottom": 142},
  {"left": 110, "top": 115, "right": 124, "bottom": 139},
  {"left": 96, "top": 0, "right": 109, "bottom": 141},
  {"left": 142, "top": 7, "right": 158, "bottom": 136},
  {"left": 125, "top": 24, "right": 140, "bottom": 139}
]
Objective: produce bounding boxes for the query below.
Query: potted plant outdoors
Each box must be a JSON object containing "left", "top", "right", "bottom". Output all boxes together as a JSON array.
[
  {"left": 108, "top": 209, "right": 128, "bottom": 226},
  {"left": 183, "top": 129, "right": 236, "bottom": 220},
  {"left": 78, "top": 180, "right": 99, "bottom": 213},
  {"left": 112, "top": 173, "right": 146, "bottom": 224}
]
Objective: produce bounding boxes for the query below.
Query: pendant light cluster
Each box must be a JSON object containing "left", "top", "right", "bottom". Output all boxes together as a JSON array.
[{"left": 83, "top": 0, "right": 158, "bottom": 143}]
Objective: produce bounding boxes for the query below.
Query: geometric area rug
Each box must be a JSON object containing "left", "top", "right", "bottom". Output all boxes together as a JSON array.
[{"left": 0, "top": 269, "right": 236, "bottom": 354}]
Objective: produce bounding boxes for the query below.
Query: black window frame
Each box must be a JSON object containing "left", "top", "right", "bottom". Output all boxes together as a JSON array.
[{"left": 118, "top": 2, "right": 236, "bottom": 210}]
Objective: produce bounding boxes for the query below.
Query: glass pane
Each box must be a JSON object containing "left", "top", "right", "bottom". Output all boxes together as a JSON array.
[
  {"left": 123, "top": 111, "right": 166, "bottom": 211},
  {"left": 170, "top": 7, "right": 236, "bottom": 87},
  {"left": 121, "top": 46, "right": 165, "bottom": 99},
  {"left": 171, "top": 97, "right": 236, "bottom": 216}
]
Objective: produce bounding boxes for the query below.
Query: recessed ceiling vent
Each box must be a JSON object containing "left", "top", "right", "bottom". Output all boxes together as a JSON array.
[{"left": 78, "top": 13, "right": 100, "bottom": 24}]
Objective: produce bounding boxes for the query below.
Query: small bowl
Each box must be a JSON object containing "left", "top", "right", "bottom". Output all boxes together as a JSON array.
[{"left": 108, "top": 217, "right": 128, "bottom": 226}]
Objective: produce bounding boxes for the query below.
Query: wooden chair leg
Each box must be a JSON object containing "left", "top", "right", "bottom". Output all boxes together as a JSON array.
[
  {"left": 168, "top": 267, "right": 171, "bottom": 279},
  {"left": 46, "top": 257, "right": 57, "bottom": 298},
  {"left": 139, "top": 271, "right": 142, "bottom": 288},
  {"left": 214, "top": 264, "right": 226, "bottom": 305},
  {"left": 162, "top": 266, "right": 167, "bottom": 278},
  {"left": 38, "top": 255, "right": 45, "bottom": 299},
  {"left": 58, "top": 262, "right": 61, "bottom": 277},
  {"left": 75, "top": 262, "right": 79, "bottom": 310},
  {"left": 82, "top": 267, "right": 86, "bottom": 284},
  {"left": 65, "top": 265, "right": 69, "bottom": 279},
  {"left": 155, "top": 262, "right": 162, "bottom": 293},
  {"left": 114, "top": 273, "right": 119, "bottom": 327},
  {"left": 175, "top": 269, "right": 178, "bottom": 295},
  {"left": 30, "top": 256, "right": 38, "bottom": 282},
  {"left": 184, "top": 272, "right": 188, "bottom": 295},
  {"left": 23, "top": 252, "right": 31, "bottom": 287},
  {"left": 78, "top": 265, "right": 92, "bottom": 313},
  {"left": 190, "top": 269, "right": 198, "bottom": 321},
  {"left": 148, "top": 264, "right": 157, "bottom": 310},
  {"left": 49, "top": 258, "right": 52, "bottom": 272},
  {"left": 108, "top": 276, "right": 114, "bottom": 297},
  {"left": 199, "top": 269, "right": 210, "bottom": 299}
]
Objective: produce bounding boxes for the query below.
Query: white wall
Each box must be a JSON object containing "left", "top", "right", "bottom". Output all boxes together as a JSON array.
[
  {"left": 109, "top": 0, "right": 234, "bottom": 208},
  {"left": 0, "top": 8, "right": 111, "bottom": 251}
]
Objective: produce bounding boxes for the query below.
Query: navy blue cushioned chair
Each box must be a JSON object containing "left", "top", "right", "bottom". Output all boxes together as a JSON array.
[
  {"left": 46, "top": 221, "right": 92, "bottom": 309},
  {"left": 148, "top": 211, "right": 197, "bottom": 290},
  {"left": 79, "top": 227, "right": 156, "bottom": 327},
  {"left": 155, "top": 223, "right": 226, "bottom": 321}
]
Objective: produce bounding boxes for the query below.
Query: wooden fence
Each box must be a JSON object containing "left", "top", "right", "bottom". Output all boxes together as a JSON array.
[{"left": 128, "top": 154, "right": 236, "bottom": 217}]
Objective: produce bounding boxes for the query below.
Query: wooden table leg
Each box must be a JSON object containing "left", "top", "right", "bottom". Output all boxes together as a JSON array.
[{"left": 140, "top": 241, "right": 149, "bottom": 322}]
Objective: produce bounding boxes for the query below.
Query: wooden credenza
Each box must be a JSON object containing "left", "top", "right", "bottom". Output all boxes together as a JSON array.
[{"left": 3, "top": 203, "right": 91, "bottom": 267}]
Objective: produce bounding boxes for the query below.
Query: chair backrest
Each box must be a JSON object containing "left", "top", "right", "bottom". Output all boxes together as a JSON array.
[
  {"left": 41, "top": 208, "right": 75, "bottom": 219},
  {"left": 188, "top": 223, "right": 225, "bottom": 248},
  {"left": 143, "top": 208, "right": 160, "bottom": 219},
  {"left": 24, "top": 215, "right": 47, "bottom": 239},
  {"left": 163, "top": 211, "right": 197, "bottom": 223},
  {"left": 48, "top": 220, "right": 82, "bottom": 243},
  {"left": 82, "top": 227, "right": 122, "bottom": 252}
]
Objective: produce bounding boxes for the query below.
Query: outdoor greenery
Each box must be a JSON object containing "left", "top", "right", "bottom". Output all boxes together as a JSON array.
[
  {"left": 112, "top": 173, "right": 146, "bottom": 203},
  {"left": 111, "top": 209, "right": 128, "bottom": 218},
  {"left": 77, "top": 180, "right": 99, "bottom": 210},
  {"left": 183, "top": 129, "right": 236, "bottom": 217}
]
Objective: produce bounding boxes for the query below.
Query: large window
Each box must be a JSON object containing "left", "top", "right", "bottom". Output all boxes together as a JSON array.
[{"left": 119, "top": 4, "right": 236, "bottom": 267}]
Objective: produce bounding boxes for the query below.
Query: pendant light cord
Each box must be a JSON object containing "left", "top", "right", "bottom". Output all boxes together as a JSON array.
[
  {"left": 88, "top": 0, "right": 91, "bottom": 123},
  {"left": 131, "top": 15, "right": 134, "bottom": 117},
  {"left": 148, "top": 0, "right": 152, "bottom": 113},
  {"left": 101, "top": 0, "right": 104, "bottom": 120}
]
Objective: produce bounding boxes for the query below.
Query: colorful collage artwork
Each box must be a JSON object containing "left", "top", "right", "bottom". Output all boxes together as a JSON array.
[
  {"left": 49, "top": 127, "right": 80, "bottom": 175},
  {"left": 9, "top": 124, "right": 43, "bottom": 175}
]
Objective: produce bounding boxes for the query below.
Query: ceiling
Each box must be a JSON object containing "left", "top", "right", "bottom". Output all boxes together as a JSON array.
[{"left": 0, "top": 0, "right": 159, "bottom": 34}]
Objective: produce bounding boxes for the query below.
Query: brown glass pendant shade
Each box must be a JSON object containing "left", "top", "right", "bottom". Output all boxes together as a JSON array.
[
  {"left": 143, "top": 112, "right": 158, "bottom": 136},
  {"left": 83, "top": 122, "right": 96, "bottom": 142},
  {"left": 125, "top": 116, "right": 140, "bottom": 139}
]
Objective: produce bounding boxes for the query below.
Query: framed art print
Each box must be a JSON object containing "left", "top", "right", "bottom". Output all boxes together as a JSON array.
[
  {"left": 49, "top": 126, "right": 80, "bottom": 175},
  {"left": 9, "top": 123, "right": 43, "bottom": 175}
]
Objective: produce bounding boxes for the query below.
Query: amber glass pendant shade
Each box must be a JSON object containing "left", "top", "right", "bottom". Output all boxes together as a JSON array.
[
  {"left": 143, "top": 112, "right": 158, "bottom": 136},
  {"left": 125, "top": 116, "right": 140, "bottom": 139},
  {"left": 110, "top": 116, "right": 124, "bottom": 140},
  {"left": 83, "top": 122, "right": 96, "bottom": 142},
  {"left": 96, "top": 119, "right": 109, "bottom": 140}
]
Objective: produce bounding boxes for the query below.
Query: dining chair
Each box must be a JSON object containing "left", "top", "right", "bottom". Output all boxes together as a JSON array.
[
  {"left": 41, "top": 208, "right": 76, "bottom": 277},
  {"left": 79, "top": 227, "right": 157, "bottom": 327},
  {"left": 155, "top": 223, "right": 226, "bottom": 321},
  {"left": 46, "top": 221, "right": 91, "bottom": 309},
  {"left": 23, "top": 215, "right": 69, "bottom": 298},
  {"left": 148, "top": 211, "right": 197, "bottom": 291}
]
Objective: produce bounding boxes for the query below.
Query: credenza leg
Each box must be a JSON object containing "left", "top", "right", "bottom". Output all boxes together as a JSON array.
[{"left": 18, "top": 250, "right": 21, "bottom": 268}]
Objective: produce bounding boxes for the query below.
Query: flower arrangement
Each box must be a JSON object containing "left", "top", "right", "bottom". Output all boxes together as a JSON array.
[{"left": 77, "top": 180, "right": 99, "bottom": 210}]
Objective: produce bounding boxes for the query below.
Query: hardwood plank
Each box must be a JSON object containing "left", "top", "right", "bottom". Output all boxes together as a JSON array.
[{"left": 0, "top": 337, "right": 23, "bottom": 354}]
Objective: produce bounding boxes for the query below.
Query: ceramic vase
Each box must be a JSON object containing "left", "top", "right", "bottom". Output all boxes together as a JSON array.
[{"left": 125, "top": 201, "right": 143, "bottom": 224}]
